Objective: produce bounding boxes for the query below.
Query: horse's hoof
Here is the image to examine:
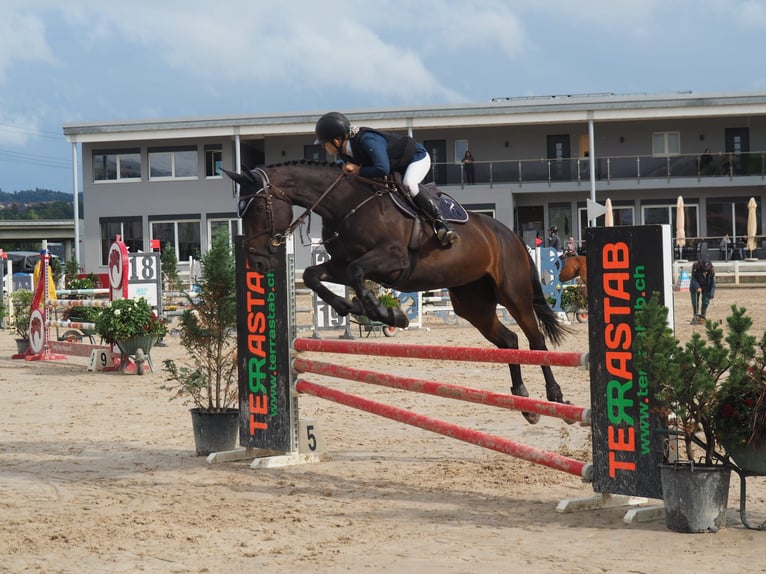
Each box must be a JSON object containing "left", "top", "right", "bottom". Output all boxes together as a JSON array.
[
  {"left": 391, "top": 308, "right": 410, "bottom": 329},
  {"left": 522, "top": 412, "right": 540, "bottom": 424}
]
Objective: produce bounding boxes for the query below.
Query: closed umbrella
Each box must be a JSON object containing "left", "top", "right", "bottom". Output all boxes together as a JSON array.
[
  {"left": 604, "top": 198, "right": 614, "bottom": 227},
  {"left": 747, "top": 197, "right": 758, "bottom": 257},
  {"left": 676, "top": 195, "right": 686, "bottom": 259}
]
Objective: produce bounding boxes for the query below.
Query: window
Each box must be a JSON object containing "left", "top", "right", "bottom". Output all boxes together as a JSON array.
[
  {"left": 578, "top": 205, "right": 635, "bottom": 235},
  {"left": 209, "top": 217, "right": 238, "bottom": 248},
  {"left": 150, "top": 218, "right": 201, "bottom": 262},
  {"left": 454, "top": 140, "right": 469, "bottom": 164},
  {"left": 100, "top": 217, "right": 143, "bottom": 264},
  {"left": 148, "top": 146, "right": 198, "bottom": 180},
  {"left": 652, "top": 132, "right": 681, "bottom": 156},
  {"left": 642, "top": 202, "right": 698, "bottom": 237},
  {"left": 93, "top": 149, "right": 141, "bottom": 182},
  {"left": 205, "top": 145, "right": 223, "bottom": 178}
]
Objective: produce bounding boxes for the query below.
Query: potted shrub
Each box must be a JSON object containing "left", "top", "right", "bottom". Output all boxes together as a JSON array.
[
  {"left": 713, "top": 308, "right": 766, "bottom": 474},
  {"left": 161, "top": 229, "right": 238, "bottom": 456},
  {"left": 10, "top": 289, "right": 34, "bottom": 353},
  {"left": 633, "top": 293, "right": 732, "bottom": 532},
  {"left": 95, "top": 297, "right": 166, "bottom": 370}
]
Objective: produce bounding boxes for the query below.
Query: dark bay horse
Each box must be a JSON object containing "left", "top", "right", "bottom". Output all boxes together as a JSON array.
[{"left": 225, "top": 161, "right": 571, "bottom": 420}]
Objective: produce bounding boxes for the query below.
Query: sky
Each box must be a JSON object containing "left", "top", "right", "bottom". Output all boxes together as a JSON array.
[{"left": 1, "top": 0, "right": 766, "bottom": 194}]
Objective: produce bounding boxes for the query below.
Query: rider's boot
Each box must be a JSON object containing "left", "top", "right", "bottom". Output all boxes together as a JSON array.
[{"left": 413, "top": 192, "right": 459, "bottom": 246}]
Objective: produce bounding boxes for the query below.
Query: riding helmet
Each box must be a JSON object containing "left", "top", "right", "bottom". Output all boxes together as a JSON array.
[
  {"left": 549, "top": 225, "right": 558, "bottom": 232},
  {"left": 315, "top": 112, "right": 350, "bottom": 144}
]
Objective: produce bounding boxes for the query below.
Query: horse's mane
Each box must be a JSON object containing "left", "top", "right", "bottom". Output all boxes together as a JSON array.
[{"left": 264, "top": 159, "right": 341, "bottom": 170}]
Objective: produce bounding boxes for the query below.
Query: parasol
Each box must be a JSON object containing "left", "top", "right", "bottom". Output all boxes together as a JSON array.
[
  {"left": 604, "top": 198, "right": 614, "bottom": 227},
  {"left": 747, "top": 197, "right": 758, "bottom": 256},
  {"left": 676, "top": 196, "right": 686, "bottom": 259}
]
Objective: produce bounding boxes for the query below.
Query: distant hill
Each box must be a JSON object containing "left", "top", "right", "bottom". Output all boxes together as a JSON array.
[
  {"left": 0, "top": 189, "right": 83, "bottom": 220},
  {"left": 0, "top": 189, "right": 74, "bottom": 203}
]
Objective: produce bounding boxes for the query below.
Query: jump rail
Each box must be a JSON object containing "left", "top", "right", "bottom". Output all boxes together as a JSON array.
[
  {"left": 293, "top": 357, "right": 590, "bottom": 424},
  {"left": 296, "top": 378, "right": 593, "bottom": 480},
  {"left": 293, "top": 338, "right": 588, "bottom": 369}
]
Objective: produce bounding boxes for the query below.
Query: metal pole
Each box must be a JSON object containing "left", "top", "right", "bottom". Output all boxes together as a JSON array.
[
  {"left": 71, "top": 142, "right": 80, "bottom": 265},
  {"left": 588, "top": 118, "right": 596, "bottom": 226},
  {"left": 235, "top": 130, "right": 242, "bottom": 236}
]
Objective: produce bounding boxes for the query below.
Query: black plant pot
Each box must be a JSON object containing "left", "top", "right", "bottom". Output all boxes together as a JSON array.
[
  {"left": 660, "top": 462, "right": 731, "bottom": 533},
  {"left": 190, "top": 408, "right": 239, "bottom": 456},
  {"left": 15, "top": 338, "right": 30, "bottom": 354}
]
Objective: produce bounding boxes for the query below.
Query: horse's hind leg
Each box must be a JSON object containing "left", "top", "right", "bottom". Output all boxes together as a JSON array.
[
  {"left": 500, "top": 297, "right": 565, "bottom": 405},
  {"left": 449, "top": 283, "right": 540, "bottom": 424}
]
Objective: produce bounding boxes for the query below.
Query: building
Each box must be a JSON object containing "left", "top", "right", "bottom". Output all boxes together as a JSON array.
[{"left": 63, "top": 90, "right": 766, "bottom": 274}]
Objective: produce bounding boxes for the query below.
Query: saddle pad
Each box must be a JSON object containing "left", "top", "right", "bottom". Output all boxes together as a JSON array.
[{"left": 390, "top": 191, "right": 469, "bottom": 223}]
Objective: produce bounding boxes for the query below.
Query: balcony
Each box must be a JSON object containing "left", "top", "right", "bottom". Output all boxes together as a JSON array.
[{"left": 431, "top": 151, "right": 766, "bottom": 189}]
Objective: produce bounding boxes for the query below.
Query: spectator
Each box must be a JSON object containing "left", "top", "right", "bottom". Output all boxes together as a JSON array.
[
  {"left": 700, "top": 148, "right": 713, "bottom": 174},
  {"left": 720, "top": 234, "right": 730, "bottom": 261},
  {"left": 462, "top": 150, "right": 475, "bottom": 184},
  {"left": 534, "top": 232, "right": 543, "bottom": 248}
]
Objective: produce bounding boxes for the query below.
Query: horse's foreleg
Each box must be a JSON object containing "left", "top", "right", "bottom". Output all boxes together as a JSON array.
[
  {"left": 346, "top": 252, "right": 409, "bottom": 328},
  {"left": 302, "top": 263, "right": 363, "bottom": 317}
]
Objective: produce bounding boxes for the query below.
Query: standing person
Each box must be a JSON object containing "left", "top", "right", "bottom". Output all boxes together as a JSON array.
[
  {"left": 534, "top": 231, "right": 543, "bottom": 248},
  {"left": 690, "top": 257, "right": 716, "bottom": 324},
  {"left": 462, "top": 150, "right": 475, "bottom": 184},
  {"left": 547, "top": 225, "right": 561, "bottom": 252},
  {"left": 720, "top": 234, "right": 730, "bottom": 261},
  {"left": 314, "top": 111, "right": 458, "bottom": 246}
]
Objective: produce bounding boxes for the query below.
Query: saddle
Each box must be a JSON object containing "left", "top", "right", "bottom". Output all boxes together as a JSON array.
[{"left": 385, "top": 174, "right": 469, "bottom": 224}]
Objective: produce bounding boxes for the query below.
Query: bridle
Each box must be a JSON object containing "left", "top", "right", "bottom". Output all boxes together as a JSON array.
[{"left": 238, "top": 167, "right": 346, "bottom": 256}]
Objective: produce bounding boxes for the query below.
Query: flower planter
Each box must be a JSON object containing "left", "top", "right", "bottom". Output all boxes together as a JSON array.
[
  {"left": 660, "top": 462, "right": 731, "bottom": 533},
  {"left": 116, "top": 335, "right": 157, "bottom": 357},
  {"left": 115, "top": 335, "right": 157, "bottom": 372}
]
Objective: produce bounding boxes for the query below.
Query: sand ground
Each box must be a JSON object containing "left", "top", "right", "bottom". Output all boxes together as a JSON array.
[{"left": 2, "top": 286, "right": 766, "bottom": 573}]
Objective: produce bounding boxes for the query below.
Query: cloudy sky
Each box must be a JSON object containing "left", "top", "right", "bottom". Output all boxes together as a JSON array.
[{"left": 1, "top": 0, "right": 765, "bottom": 194}]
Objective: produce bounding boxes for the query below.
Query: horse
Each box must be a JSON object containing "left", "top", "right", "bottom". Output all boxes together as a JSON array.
[
  {"left": 225, "top": 161, "right": 571, "bottom": 422},
  {"left": 559, "top": 254, "right": 587, "bottom": 285}
]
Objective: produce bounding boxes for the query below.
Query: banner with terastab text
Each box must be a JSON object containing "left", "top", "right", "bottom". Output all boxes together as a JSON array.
[{"left": 586, "top": 224, "right": 673, "bottom": 499}]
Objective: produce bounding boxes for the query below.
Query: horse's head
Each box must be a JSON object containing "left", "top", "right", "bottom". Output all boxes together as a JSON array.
[{"left": 223, "top": 167, "right": 294, "bottom": 273}]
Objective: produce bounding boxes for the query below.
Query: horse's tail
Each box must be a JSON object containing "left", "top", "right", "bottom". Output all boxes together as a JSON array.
[{"left": 526, "top": 249, "right": 569, "bottom": 346}]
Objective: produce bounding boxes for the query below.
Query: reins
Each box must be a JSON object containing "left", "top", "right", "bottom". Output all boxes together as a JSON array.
[
  {"left": 240, "top": 168, "right": 346, "bottom": 251},
  {"left": 241, "top": 167, "right": 393, "bottom": 250},
  {"left": 278, "top": 171, "right": 346, "bottom": 244}
]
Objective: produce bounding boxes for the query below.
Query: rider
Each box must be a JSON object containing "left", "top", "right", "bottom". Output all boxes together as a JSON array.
[
  {"left": 547, "top": 225, "right": 562, "bottom": 252},
  {"left": 314, "top": 111, "right": 459, "bottom": 246}
]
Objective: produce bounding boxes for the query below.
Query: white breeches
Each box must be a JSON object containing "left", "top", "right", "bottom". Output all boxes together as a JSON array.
[{"left": 402, "top": 154, "right": 431, "bottom": 197}]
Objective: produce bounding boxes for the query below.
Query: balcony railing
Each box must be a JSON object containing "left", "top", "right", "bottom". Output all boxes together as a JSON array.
[{"left": 432, "top": 151, "right": 766, "bottom": 188}]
